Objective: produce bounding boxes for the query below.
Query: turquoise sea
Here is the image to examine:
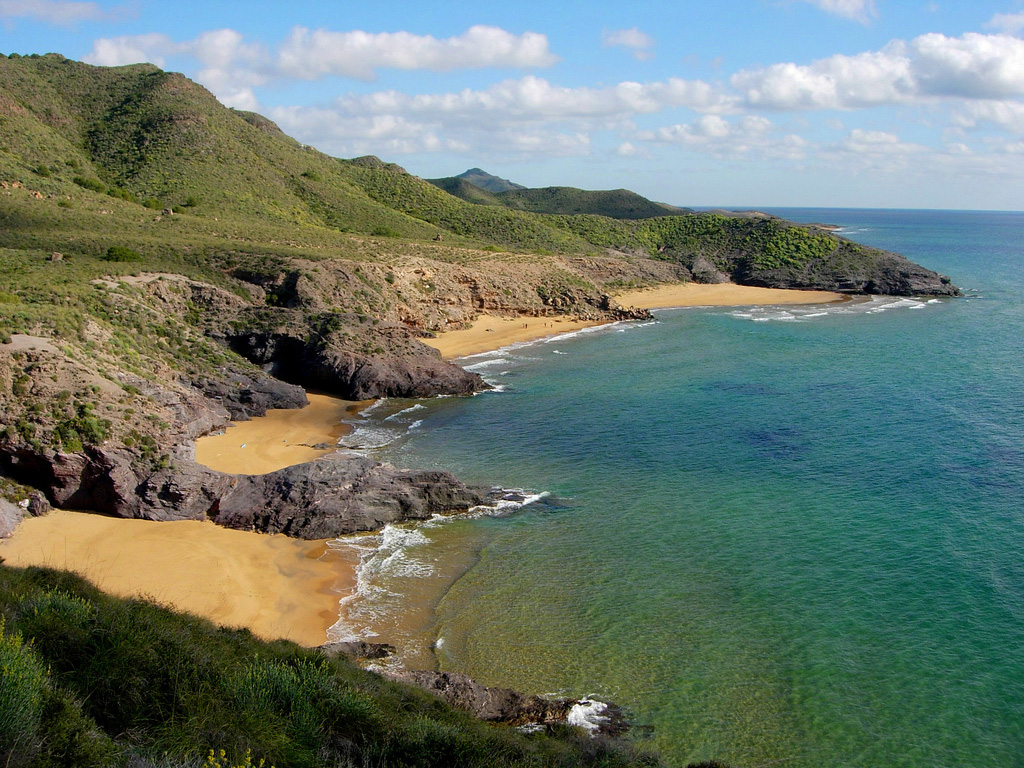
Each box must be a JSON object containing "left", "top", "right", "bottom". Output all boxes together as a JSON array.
[{"left": 335, "top": 209, "right": 1024, "bottom": 767}]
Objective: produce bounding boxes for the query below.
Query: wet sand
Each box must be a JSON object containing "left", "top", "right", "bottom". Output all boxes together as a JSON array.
[
  {"left": 422, "top": 316, "right": 610, "bottom": 359},
  {"left": 423, "top": 283, "right": 845, "bottom": 359},
  {"left": 0, "top": 509, "right": 354, "bottom": 647},
  {"left": 195, "top": 393, "right": 364, "bottom": 475}
]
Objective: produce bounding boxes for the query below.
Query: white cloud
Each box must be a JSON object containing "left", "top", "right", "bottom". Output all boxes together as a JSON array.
[
  {"left": 318, "top": 76, "right": 730, "bottom": 124},
  {"left": 602, "top": 27, "right": 655, "bottom": 61},
  {"left": 268, "top": 101, "right": 589, "bottom": 158},
  {"left": 797, "top": 0, "right": 877, "bottom": 24},
  {"left": 953, "top": 100, "right": 1024, "bottom": 134},
  {"left": 0, "top": 0, "right": 117, "bottom": 25},
  {"left": 985, "top": 12, "right": 1024, "bottom": 35},
  {"left": 732, "top": 32, "right": 1024, "bottom": 109},
  {"left": 836, "top": 128, "right": 926, "bottom": 155},
  {"left": 85, "top": 25, "right": 558, "bottom": 96},
  {"left": 276, "top": 25, "right": 557, "bottom": 80},
  {"left": 636, "top": 115, "right": 809, "bottom": 160},
  {"left": 84, "top": 32, "right": 180, "bottom": 67}
]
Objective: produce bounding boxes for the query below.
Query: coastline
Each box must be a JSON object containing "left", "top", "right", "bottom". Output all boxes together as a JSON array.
[
  {"left": 0, "top": 283, "right": 845, "bottom": 655},
  {"left": 423, "top": 283, "right": 845, "bottom": 359}
]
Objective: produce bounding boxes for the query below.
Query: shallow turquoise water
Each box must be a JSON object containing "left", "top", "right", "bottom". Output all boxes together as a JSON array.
[{"left": 347, "top": 209, "right": 1024, "bottom": 767}]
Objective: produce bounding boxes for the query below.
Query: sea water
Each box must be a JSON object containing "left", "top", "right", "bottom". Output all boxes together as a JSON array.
[{"left": 336, "top": 209, "right": 1024, "bottom": 767}]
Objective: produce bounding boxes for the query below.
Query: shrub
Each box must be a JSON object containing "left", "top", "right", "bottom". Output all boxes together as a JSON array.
[
  {"left": 33, "top": 164, "right": 51, "bottom": 178},
  {"left": 103, "top": 245, "right": 143, "bottom": 262},
  {"left": 143, "top": 198, "right": 163, "bottom": 210},
  {"left": 0, "top": 618, "right": 47, "bottom": 767},
  {"left": 72, "top": 177, "right": 105, "bottom": 193},
  {"left": 106, "top": 187, "right": 138, "bottom": 203},
  {"left": 370, "top": 226, "right": 401, "bottom": 237}
]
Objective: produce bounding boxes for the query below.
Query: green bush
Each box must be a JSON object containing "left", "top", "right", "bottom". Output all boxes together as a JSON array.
[
  {"left": 72, "top": 177, "right": 105, "bottom": 193},
  {"left": 143, "top": 197, "right": 163, "bottom": 210},
  {"left": 370, "top": 226, "right": 401, "bottom": 237},
  {"left": 103, "top": 245, "right": 143, "bottom": 262},
  {"left": 33, "top": 164, "right": 51, "bottom": 178},
  {"left": 0, "top": 618, "right": 47, "bottom": 767},
  {"left": 106, "top": 187, "right": 138, "bottom": 204}
]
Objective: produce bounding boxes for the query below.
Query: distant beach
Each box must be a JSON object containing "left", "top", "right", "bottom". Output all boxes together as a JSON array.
[{"left": 423, "top": 283, "right": 844, "bottom": 358}]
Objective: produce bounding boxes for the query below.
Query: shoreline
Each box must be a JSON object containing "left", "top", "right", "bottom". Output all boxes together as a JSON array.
[
  {"left": 0, "top": 283, "right": 845, "bottom": 656},
  {"left": 423, "top": 283, "right": 845, "bottom": 359}
]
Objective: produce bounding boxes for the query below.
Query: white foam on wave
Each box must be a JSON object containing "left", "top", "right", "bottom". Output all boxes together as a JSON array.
[
  {"left": 728, "top": 294, "right": 942, "bottom": 323},
  {"left": 566, "top": 698, "right": 609, "bottom": 733},
  {"left": 462, "top": 357, "right": 513, "bottom": 371},
  {"left": 359, "top": 398, "right": 387, "bottom": 417},
  {"left": 384, "top": 403, "right": 425, "bottom": 421},
  {"left": 469, "top": 489, "right": 549, "bottom": 517},
  {"left": 326, "top": 524, "right": 434, "bottom": 643},
  {"left": 325, "top": 489, "right": 549, "bottom": 644}
]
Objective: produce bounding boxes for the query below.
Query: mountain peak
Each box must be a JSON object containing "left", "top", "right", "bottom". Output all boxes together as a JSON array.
[{"left": 455, "top": 168, "right": 525, "bottom": 193}]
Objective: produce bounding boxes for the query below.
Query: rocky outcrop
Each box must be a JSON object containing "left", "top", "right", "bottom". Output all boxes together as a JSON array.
[
  {"left": 320, "top": 641, "right": 396, "bottom": 660},
  {"left": 187, "top": 366, "right": 308, "bottom": 420},
  {"left": 212, "top": 453, "right": 485, "bottom": 538},
  {"left": 0, "top": 445, "right": 485, "bottom": 539},
  {"left": 739, "top": 249, "right": 961, "bottom": 296},
  {"left": 391, "top": 670, "right": 628, "bottom": 736},
  {"left": 218, "top": 309, "right": 487, "bottom": 400}
]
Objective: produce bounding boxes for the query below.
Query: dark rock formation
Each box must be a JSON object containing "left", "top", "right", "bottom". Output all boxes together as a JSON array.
[
  {"left": 213, "top": 453, "right": 485, "bottom": 538},
  {"left": 391, "top": 670, "right": 628, "bottom": 736},
  {"left": 219, "top": 309, "right": 488, "bottom": 400},
  {"left": 0, "top": 446, "right": 485, "bottom": 539},
  {"left": 320, "top": 641, "right": 396, "bottom": 660},
  {"left": 734, "top": 246, "right": 960, "bottom": 296},
  {"left": 187, "top": 366, "right": 308, "bottom": 420}
]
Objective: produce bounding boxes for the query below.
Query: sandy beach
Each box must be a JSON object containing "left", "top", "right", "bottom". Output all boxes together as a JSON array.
[
  {"left": 423, "top": 283, "right": 845, "bottom": 359},
  {"left": 614, "top": 282, "right": 844, "bottom": 309},
  {"left": 195, "top": 393, "right": 364, "bottom": 475},
  {"left": 0, "top": 509, "right": 357, "bottom": 647}
]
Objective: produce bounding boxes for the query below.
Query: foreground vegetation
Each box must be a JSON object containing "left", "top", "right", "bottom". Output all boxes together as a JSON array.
[{"left": 0, "top": 564, "right": 661, "bottom": 768}]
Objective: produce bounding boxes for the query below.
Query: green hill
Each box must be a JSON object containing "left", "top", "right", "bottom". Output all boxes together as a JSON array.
[
  {"left": 454, "top": 167, "right": 525, "bottom": 193},
  {"left": 494, "top": 186, "right": 690, "bottom": 219},
  {"left": 0, "top": 53, "right": 958, "bottom": 296}
]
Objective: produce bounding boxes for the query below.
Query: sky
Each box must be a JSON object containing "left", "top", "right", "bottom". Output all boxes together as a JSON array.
[{"left": 3, "top": 0, "right": 1024, "bottom": 210}]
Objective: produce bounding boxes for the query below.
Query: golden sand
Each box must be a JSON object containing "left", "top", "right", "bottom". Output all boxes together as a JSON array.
[
  {"left": 195, "top": 393, "right": 364, "bottom": 475},
  {"left": 0, "top": 510, "right": 356, "bottom": 647},
  {"left": 422, "top": 316, "right": 608, "bottom": 359},
  {"left": 422, "top": 283, "right": 845, "bottom": 359},
  {"left": 614, "top": 282, "right": 845, "bottom": 309}
]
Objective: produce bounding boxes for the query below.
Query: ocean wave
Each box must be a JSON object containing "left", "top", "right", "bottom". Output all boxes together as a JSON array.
[
  {"left": 566, "top": 698, "right": 610, "bottom": 733},
  {"left": 325, "top": 488, "right": 548, "bottom": 645},
  {"left": 462, "top": 357, "right": 514, "bottom": 371},
  {"left": 727, "top": 294, "right": 941, "bottom": 323},
  {"left": 384, "top": 403, "right": 426, "bottom": 421}
]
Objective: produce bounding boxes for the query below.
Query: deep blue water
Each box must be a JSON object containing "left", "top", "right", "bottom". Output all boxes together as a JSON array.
[{"left": 340, "top": 209, "right": 1024, "bottom": 767}]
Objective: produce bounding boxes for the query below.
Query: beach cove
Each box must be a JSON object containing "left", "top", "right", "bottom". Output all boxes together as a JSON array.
[{"left": 2, "top": 283, "right": 843, "bottom": 655}]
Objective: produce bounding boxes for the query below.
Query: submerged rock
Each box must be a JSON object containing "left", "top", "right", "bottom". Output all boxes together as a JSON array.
[{"left": 391, "top": 670, "right": 628, "bottom": 736}]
